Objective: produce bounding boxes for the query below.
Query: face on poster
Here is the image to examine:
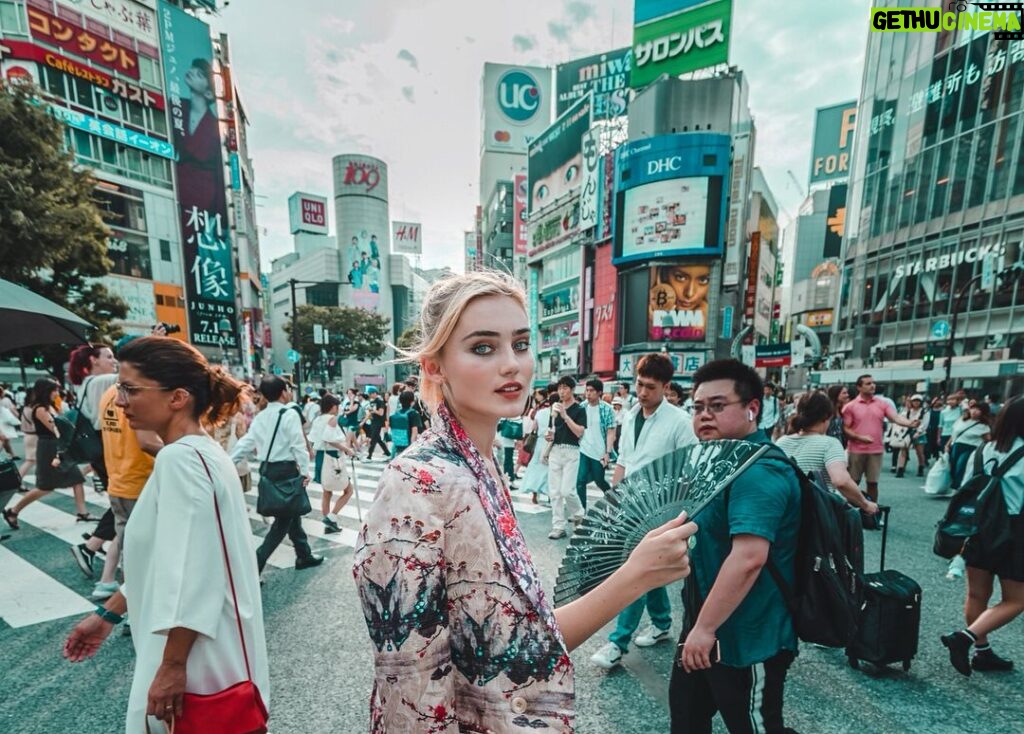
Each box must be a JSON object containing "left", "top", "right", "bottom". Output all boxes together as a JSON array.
[
  {"left": 648, "top": 263, "right": 712, "bottom": 342},
  {"left": 527, "top": 94, "right": 592, "bottom": 214},
  {"left": 622, "top": 177, "right": 709, "bottom": 259}
]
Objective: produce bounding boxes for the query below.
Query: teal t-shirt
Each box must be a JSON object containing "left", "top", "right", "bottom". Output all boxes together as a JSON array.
[{"left": 687, "top": 430, "right": 801, "bottom": 667}]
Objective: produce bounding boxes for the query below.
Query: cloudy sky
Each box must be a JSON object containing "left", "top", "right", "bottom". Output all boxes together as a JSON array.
[{"left": 212, "top": 0, "right": 872, "bottom": 272}]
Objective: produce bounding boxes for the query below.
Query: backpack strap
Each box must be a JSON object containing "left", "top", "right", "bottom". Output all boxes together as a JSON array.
[{"left": 991, "top": 444, "right": 1024, "bottom": 478}]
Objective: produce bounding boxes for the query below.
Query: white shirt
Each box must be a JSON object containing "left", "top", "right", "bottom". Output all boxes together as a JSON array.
[
  {"left": 80, "top": 373, "right": 118, "bottom": 429},
  {"left": 965, "top": 438, "right": 1024, "bottom": 514},
  {"left": 303, "top": 400, "right": 321, "bottom": 425},
  {"left": 309, "top": 413, "right": 335, "bottom": 452},
  {"left": 230, "top": 402, "right": 310, "bottom": 475},
  {"left": 616, "top": 400, "right": 697, "bottom": 477},
  {"left": 580, "top": 402, "right": 609, "bottom": 460},
  {"left": 123, "top": 435, "right": 269, "bottom": 733},
  {"left": 388, "top": 394, "right": 400, "bottom": 418}
]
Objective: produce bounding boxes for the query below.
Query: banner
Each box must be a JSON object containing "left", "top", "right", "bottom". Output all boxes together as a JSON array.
[
  {"left": 555, "top": 48, "right": 632, "bottom": 118},
  {"left": 513, "top": 174, "right": 528, "bottom": 255},
  {"left": 755, "top": 343, "right": 792, "bottom": 368},
  {"left": 28, "top": 6, "right": 139, "bottom": 78},
  {"left": 159, "top": 2, "right": 237, "bottom": 348},
  {"left": 391, "top": 221, "right": 423, "bottom": 255},
  {"left": 631, "top": 0, "right": 732, "bottom": 89},
  {"left": 51, "top": 105, "right": 174, "bottom": 158},
  {"left": 527, "top": 93, "right": 592, "bottom": 215},
  {"left": 809, "top": 101, "right": 857, "bottom": 185},
  {"left": 648, "top": 263, "right": 712, "bottom": 342}
]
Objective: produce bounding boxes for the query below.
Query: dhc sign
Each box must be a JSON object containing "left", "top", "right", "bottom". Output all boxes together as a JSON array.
[{"left": 647, "top": 156, "right": 684, "bottom": 175}]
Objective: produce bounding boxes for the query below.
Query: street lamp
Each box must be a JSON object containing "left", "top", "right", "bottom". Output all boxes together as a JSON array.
[{"left": 217, "top": 317, "right": 233, "bottom": 370}]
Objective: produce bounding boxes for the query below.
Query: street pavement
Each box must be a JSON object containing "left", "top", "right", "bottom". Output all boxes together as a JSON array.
[{"left": 1, "top": 436, "right": 1022, "bottom": 733}]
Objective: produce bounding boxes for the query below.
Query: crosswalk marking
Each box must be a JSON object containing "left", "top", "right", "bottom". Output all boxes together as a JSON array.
[{"left": 0, "top": 544, "right": 93, "bottom": 628}]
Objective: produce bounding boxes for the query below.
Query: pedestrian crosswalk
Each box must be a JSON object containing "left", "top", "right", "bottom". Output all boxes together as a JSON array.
[{"left": 0, "top": 457, "right": 580, "bottom": 629}]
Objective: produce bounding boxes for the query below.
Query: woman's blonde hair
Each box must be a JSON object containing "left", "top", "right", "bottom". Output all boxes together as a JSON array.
[{"left": 396, "top": 270, "right": 528, "bottom": 411}]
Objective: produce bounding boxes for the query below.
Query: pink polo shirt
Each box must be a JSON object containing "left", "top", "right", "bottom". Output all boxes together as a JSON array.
[{"left": 843, "top": 395, "right": 899, "bottom": 454}]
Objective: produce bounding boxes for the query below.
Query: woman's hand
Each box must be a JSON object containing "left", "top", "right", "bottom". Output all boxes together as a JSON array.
[
  {"left": 63, "top": 614, "right": 114, "bottom": 662},
  {"left": 147, "top": 660, "right": 187, "bottom": 722},
  {"left": 624, "top": 512, "right": 698, "bottom": 592}
]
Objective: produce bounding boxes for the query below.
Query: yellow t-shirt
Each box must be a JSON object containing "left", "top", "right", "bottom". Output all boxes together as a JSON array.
[{"left": 100, "top": 386, "right": 154, "bottom": 499}]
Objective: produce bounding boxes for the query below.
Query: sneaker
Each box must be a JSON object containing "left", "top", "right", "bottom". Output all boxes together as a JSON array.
[
  {"left": 940, "top": 631, "right": 974, "bottom": 676},
  {"left": 91, "top": 581, "right": 120, "bottom": 601},
  {"left": 590, "top": 642, "right": 623, "bottom": 669},
  {"left": 70, "top": 543, "right": 96, "bottom": 579},
  {"left": 972, "top": 648, "right": 1014, "bottom": 672},
  {"left": 323, "top": 517, "right": 341, "bottom": 535},
  {"left": 121, "top": 615, "right": 131, "bottom": 637},
  {"left": 548, "top": 529, "right": 567, "bottom": 539},
  {"left": 634, "top": 623, "right": 671, "bottom": 648}
]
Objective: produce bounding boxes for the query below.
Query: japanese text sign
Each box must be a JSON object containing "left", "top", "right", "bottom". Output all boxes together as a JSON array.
[
  {"left": 631, "top": 0, "right": 731, "bottom": 89},
  {"left": 28, "top": 6, "right": 139, "bottom": 79}
]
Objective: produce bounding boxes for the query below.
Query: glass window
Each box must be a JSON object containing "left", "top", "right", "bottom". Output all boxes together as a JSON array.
[
  {"left": 959, "top": 35, "right": 987, "bottom": 130},
  {"left": 99, "top": 138, "right": 118, "bottom": 166},
  {"left": 150, "top": 109, "right": 168, "bottom": 137},
  {"left": 914, "top": 146, "right": 934, "bottom": 224},
  {"left": 940, "top": 45, "right": 967, "bottom": 140},
  {"left": 898, "top": 159, "right": 917, "bottom": 229},
  {"left": 126, "top": 100, "right": 145, "bottom": 128},
  {"left": 138, "top": 56, "right": 161, "bottom": 88},
  {"left": 106, "top": 232, "right": 152, "bottom": 280},
  {"left": 931, "top": 141, "right": 952, "bottom": 218},
  {"left": 0, "top": 1, "right": 25, "bottom": 33},
  {"left": 42, "top": 67, "right": 65, "bottom": 98},
  {"left": 968, "top": 124, "right": 994, "bottom": 208},
  {"left": 947, "top": 135, "right": 971, "bottom": 213},
  {"left": 989, "top": 113, "right": 1019, "bottom": 201}
]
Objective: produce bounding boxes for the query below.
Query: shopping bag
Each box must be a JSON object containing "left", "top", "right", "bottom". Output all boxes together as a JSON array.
[{"left": 923, "top": 454, "right": 951, "bottom": 495}]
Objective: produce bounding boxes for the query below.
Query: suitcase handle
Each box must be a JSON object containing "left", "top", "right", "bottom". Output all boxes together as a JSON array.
[{"left": 877, "top": 505, "right": 892, "bottom": 572}]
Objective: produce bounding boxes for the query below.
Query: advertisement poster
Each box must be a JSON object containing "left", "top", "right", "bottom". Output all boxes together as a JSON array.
[
  {"left": 527, "top": 93, "right": 592, "bottom": 215},
  {"left": 482, "top": 63, "right": 552, "bottom": 154},
  {"left": 648, "top": 263, "right": 712, "bottom": 342},
  {"left": 555, "top": 47, "right": 632, "bottom": 118},
  {"left": 159, "top": 2, "right": 237, "bottom": 348},
  {"left": 513, "top": 174, "right": 528, "bottom": 255},
  {"left": 28, "top": 6, "right": 140, "bottom": 78},
  {"left": 621, "top": 177, "right": 709, "bottom": 259},
  {"left": 344, "top": 230, "right": 384, "bottom": 312},
  {"left": 809, "top": 101, "right": 857, "bottom": 186}
]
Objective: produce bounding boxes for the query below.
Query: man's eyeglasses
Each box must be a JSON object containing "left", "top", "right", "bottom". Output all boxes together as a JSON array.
[
  {"left": 691, "top": 399, "right": 745, "bottom": 415},
  {"left": 114, "top": 382, "right": 173, "bottom": 399}
]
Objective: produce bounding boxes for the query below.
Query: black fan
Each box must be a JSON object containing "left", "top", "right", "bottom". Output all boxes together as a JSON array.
[{"left": 553, "top": 440, "right": 770, "bottom": 605}]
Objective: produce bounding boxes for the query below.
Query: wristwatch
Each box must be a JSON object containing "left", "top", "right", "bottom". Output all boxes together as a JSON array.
[{"left": 94, "top": 606, "right": 124, "bottom": 625}]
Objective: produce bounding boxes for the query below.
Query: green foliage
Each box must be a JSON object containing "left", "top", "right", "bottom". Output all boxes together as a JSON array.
[
  {"left": 0, "top": 82, "right": 127, "bottom": 370},
  {"left": 283, "top": 304, "right": 391, "bottom": 365}
]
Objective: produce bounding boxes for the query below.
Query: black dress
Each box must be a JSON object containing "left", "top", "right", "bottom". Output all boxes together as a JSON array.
[{"left": 32, "top": 406, "right": 85, "bottom": 490}]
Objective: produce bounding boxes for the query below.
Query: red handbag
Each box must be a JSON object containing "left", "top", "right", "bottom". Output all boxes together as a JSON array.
[{"left": 147, "top": 452, "right": 269, "bottom": 734}]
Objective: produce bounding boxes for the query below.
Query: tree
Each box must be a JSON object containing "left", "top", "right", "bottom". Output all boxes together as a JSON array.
[
  {"left": 284, "top": 304, "right": 391, "bottom": 366},
  {"left": 0, "top": 82, "right": 127, "bottom": 371}
]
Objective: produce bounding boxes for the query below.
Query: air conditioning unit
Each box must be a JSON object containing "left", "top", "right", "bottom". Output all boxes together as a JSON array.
[{"left": 980, "top": 348, "right": 1010, "bottom": 361}]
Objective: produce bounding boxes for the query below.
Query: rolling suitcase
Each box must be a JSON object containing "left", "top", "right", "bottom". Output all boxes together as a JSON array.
[{"left": 846, "top": 507, "right": 922, "bottom": 672}]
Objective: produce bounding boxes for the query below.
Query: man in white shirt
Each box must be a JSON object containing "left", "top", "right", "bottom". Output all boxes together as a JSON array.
[
  {"left": 759, "top": 382, "right": 780, "bottom": 437},
  {"left": 576, "top": 378, "right": 616, "bottom": 508},
  {"left": 591, "top": 353, "right": 697, "bottom": 670},
  {"left": 231, "top": 376, "right": 323, "bottom": 573}
]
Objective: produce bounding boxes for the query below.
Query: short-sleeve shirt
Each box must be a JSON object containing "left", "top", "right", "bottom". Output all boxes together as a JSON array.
[
  {"left": 775, "top": 433, "right": 848, "bottom": 494},
  {"left": 552, "top": 401, "right": 587, "bottom": 446},
  {"left": 685, "top": 430, "right": 801, "bottom": 667},
  {"left": 99, "top": 386, "right": 154, "bottom": 500},
  {"left": 369, "top": 397, "right": 387, "bottom": 427},
  {"left": 843, "top": 395, "right": 898, "bottom": 454},
  {"left": 389, "top": 408, "right": 423, "bottom": 447}
]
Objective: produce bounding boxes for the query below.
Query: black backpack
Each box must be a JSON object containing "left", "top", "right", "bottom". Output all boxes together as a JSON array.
[
  {"left": 934, "top": 444, "right": 1024, "bottom": 560},
  {"left": 761, "top": 449, "right": 865, "bottom": 649}
]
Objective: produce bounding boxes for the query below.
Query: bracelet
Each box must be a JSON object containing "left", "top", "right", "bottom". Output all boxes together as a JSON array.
[{"left": 94, "top": 606, "right": 123, "bottom": 625}]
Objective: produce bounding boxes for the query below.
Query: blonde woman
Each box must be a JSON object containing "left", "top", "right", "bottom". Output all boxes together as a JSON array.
[{"left": 353, "top": 271, "right": 696, "bottom": 732}]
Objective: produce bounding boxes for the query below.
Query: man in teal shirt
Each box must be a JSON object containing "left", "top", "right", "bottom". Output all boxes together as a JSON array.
[{"left": 670, "top": 359, "right": 801, "bottom": 734}]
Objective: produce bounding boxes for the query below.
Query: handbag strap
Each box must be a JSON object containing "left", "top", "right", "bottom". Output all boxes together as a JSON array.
[
  {"left": 194, "top": 449, "right": 254, "bottom": 685},
  {"left": 260, "top": 408, "right": 287, "bottom": 477}
]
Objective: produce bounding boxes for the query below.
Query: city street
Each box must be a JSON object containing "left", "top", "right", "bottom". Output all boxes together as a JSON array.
[{"left": 1, "top": 429, "right": 1021, "bottom": 734}]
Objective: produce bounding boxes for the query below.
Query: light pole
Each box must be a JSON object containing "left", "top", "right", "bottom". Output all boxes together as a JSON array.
[{"left": 217, "top": 317, "right": 233, "bottom": 371}]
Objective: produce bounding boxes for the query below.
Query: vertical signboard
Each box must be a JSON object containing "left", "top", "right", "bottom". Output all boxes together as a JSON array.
[
  {"left": 481, "top": 63, "right": 553, "bottom": 154},
  {"left": 159, "top": 2, "right": 236, "bottom": 348},
  {"left": 743, "top": 232, "right": 760, "bottom": 322},
  {"left": 513, "top": 174, "right": 528, "bottom": 255},
  {"left": 823, "top": 183, "right": 848, "bottom": 258},
  {"left": 809, "top": 101, "right": 857, "bottom": 186},
  {"left": 579, "top": 127, "right": 600, "bottom": 231}
]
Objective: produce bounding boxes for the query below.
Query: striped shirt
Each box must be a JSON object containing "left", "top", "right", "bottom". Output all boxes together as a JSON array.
[{"left": 776, "top": 433, "right": 848, "bottom": 494}]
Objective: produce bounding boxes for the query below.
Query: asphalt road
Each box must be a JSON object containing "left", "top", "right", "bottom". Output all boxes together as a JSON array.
[{"left": 1, "top": 443, "right": 1021, "bottom": 733}]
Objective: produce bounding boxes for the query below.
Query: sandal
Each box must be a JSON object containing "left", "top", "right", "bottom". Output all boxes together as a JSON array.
[
  {"left": 75, "top": 513, "right": 99, "bottom": 523},
  {"left": 2, "top": 508, "right": 19, "bottom": 530}
]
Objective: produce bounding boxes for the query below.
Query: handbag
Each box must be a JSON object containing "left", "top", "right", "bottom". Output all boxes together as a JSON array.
[
  {"left": 923, "top": 454, "right": 951, "bottom": 495},
  {"left": 255, "top": 409, "right": 312, "bottom": 518},
  {"left": 0, "top": 457, "right": 21, "bottom": 493},
  {"left": 144, "top": 452, "right": 269, "bottom": 734},
  {"left": 499, "top": 419, "right": 524, "bottom": 441},
  {"left": 522, "top": 431, "right": 538, "bottom": 455}
]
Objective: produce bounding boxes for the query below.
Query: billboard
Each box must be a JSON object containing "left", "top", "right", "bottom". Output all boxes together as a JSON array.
[
  {"left": 481, "top": 63, "right": 553, "bottom": 154},
  {"left": 809, "top": 101, "right": 857, "bottom": 185},
  {"left": 824, "top": 183, "right": 847, "bottom": 258},
  {"left": 74, "top": 0, "right": 160, "bottom": 44},
  {"left": 579, "top": 128, "right": 600, "bottom": 231},
  {"left": 527, "top": 93, "right": 592, "bottom": 215},
  {"left": 513, "top": 174, "right": 528, "bottom": 255},
  {"left": 631, "top": 0, "right": 732, "bottom": 89},
  {"left": 648, "top": 262, "right": 713, "bottom": 342},
  {"left": 391, "top": 221, "right": 423, "bottom": 255},
  {"left": 634, "top": 0, "right": 708, "bottom": 24},
  {"left": 288, "top": 192, "right": 328, "bottom": 235},
  {"left": 159, "top": 2, "right": 237, "bottom": 348},
  {"left": 613, "top": 133, "right": 730, "bottom": 265},
  {"left": 334, "top": 154, "right": 390, "bottom": 313},
  {"left": 28, "top": 6, "right": 140, "bottom": 79},
  {"left": 555, "top": 48, "right": 633, "bottom": 118}
]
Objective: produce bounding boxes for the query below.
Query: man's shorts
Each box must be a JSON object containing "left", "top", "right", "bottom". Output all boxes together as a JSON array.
[{"left": 848, "top": 452, "right": 883, "bottom": 484}]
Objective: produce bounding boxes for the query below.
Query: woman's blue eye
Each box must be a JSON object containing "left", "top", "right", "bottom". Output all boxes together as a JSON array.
[
  {"left": 472, "top": 344, "right": 494, "bottom": 355},
  {"left": 513, "top": 340, "right": 531, "bottom": 352}
]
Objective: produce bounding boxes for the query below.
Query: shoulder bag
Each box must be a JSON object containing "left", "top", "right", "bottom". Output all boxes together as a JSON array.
[
  {"left": 146, "top": 451, "right": 269, "bottom": 734},
  {"left": 255, "top": 409, "right": 311, "bottom": 518}
]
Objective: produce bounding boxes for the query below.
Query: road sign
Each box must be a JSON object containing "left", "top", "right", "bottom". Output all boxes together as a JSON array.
[
  {"left": 286, "top": 349, "right": 300, "bottom": 363},
  {"left": 931, "top": 320, "right": 951, "bottom": 339},
  {"left": 272, "top": 365, "right": 283, "bottom": 375}
]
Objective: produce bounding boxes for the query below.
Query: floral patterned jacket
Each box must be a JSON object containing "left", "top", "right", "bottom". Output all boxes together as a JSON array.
[{"left": 353, "top": 403, "right": 575, "bottom": 733}]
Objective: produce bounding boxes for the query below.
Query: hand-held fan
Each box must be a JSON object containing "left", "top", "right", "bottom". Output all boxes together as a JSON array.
[{"left": 553, "top": 440, "right": 770, "bottom": 605}]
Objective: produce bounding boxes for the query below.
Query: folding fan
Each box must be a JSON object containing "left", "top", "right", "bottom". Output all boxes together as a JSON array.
[{"left": 553, "top": 440, "right": 770, "bottom": 605}]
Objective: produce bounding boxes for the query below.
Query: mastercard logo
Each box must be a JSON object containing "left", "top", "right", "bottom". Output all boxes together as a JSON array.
[{"left": 494, "top": 130, "right": 511, "bottom": 142}]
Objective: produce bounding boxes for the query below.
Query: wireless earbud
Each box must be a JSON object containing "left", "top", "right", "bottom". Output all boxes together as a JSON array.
[{"left": 748, "top": 410, "right": 755, "bottom": 422}]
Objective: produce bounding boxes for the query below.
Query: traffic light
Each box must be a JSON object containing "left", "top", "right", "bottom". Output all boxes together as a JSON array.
[
  {"left": 33, "top": 355, "right": 44, "bottom": 367},
  {"left": 922, "top": 352, "right": 935, "bottom": 371}
]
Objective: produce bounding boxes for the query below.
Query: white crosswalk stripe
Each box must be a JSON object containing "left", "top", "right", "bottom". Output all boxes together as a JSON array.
[{"left": 2, "top": 458, "right": 604, "bottom": 629}]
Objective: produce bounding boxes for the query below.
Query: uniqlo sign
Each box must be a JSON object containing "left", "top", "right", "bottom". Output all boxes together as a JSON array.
[{"left": 28, "top": 6, "right": 140, "bottom": 79}]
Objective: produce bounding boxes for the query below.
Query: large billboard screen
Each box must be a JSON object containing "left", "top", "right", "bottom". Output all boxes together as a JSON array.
[
  {"left": 481, "top": 63, "right": 553, "bottom": 154},
  {"left": 159, "top": 2, "right": 237, "bottom": 349},
  {"left": 527, "top": 93, "right": 592, "bottom": 215},
  {"left": 809, "top": 101, "right": 857, "bottom": 186},
  {"left": 648, "top": 263, "right": 713, "bottom": 342},
  {"left": 555, "top": 48, "right": 632, "bottom": 118},
  {"left": 613, "top": 133, "right": 730, "bottom": 265},
  {"left": 631, "top": 0, "right": 731, "bottom": 89}
]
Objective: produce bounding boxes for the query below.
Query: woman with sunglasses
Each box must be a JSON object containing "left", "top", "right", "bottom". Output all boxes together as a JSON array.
[
  {"left": 63, "top": 337, "right": 269, "bottom": 732},
  {"left": 3, "top": 378, "right": 92, "bottom": 528}
]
